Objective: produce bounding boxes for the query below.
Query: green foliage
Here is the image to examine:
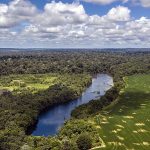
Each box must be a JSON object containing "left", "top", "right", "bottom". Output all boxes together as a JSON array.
[
  {"left": 0, "top": 73, "right": 91, "bottom": 95},
  {"left": 59, "top": 120, "right": 96, "bottom": 138},
  {"left": 0, "top": 51, "right": 149, "bottom": 76},
  {"left": 0, "top": 73, "right": 91, "bottom": 150},
  {"left": 24, "top": 136, "right": 62, "bottom": 150},
  {"left": 76, "top": 133, "right": 92, "bottom": 150},
  {"left": 58, "top": 119, "right": 101, "bottom": 148},
  {"left": 61, "top": 139, "right": 78, "bottom": 150},
  {"left": 71, "top": 86, "right": 120, "bottom": 118}
]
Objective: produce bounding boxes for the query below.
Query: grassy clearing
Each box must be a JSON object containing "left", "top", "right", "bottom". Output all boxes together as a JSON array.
[
  {"left": 93, "top": 74, "right": 150, "bottom": 150},
  {"left": 0, "top": 73, "right": 91, "bottom": 94},
  {"left": 0, "top": 74, "right": 57, "bottom": 94}
]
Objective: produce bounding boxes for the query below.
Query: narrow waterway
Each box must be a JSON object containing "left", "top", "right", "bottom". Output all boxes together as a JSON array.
[{"left": 32, "top": 74, "right": 113, "bottom": 136}]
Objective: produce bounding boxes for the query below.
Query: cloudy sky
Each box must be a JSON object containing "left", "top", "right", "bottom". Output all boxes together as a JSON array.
[{"left": 0, "top": 0, "right": 150, "bottom": 48}]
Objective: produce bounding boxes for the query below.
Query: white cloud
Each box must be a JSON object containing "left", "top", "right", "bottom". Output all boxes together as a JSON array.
[
  {"left": 0, "top": 0, "right": 150, "bottom": 48},
  {"left": 131, "top": 0, "right": 150, "bottom": 7},
  {"left": 82, "top": 0, "right": 150, "bottom": 7},
  {"left": 8, "top": 0, "right": 37, "bottom": 16},
  {"left": 81, "top": 0, "right": 128, "bottom": 5},
  {"left": 140, "top": 0, "right": 150, "bottom": 7},
  {"left": 0, "top": 0, "right": 37, "bottom": 28},
  {"left": 82, "top": 0, "right": 118, "bottom": 5},
  {"left": 33, "top": 1, "right": 88, "bottom": 26},
  {"left": 106, "top": 6, "right": 131, "bottom": 21},
  {"left": 0, "top": 4, "right": 8, "bottom": 14}
]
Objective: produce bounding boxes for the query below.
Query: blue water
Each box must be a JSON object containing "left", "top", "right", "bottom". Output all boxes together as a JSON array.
[{"left": 32, "top": 74, "right": 113, "bottom": 136}]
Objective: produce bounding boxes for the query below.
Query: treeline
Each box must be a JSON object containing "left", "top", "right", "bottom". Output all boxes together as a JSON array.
[{"left": 0, "top": 51, "right": 149, "bottom": 76}]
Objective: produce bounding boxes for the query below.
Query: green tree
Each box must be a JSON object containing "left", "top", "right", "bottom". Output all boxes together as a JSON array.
[
  {"left": 76, "top": 133, "right": 92, "bottom": 150},
  {"left": 62, "top": 140, "right": 78, "bottom": 150}
]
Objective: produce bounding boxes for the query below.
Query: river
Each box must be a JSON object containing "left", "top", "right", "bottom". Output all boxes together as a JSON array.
[{"left": 32, "top": 74, "right": 113, "bottom": 136}]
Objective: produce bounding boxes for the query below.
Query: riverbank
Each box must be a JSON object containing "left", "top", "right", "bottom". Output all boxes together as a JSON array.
[{"left": 71, "top": 75, "right": 123, "bottom": 119}]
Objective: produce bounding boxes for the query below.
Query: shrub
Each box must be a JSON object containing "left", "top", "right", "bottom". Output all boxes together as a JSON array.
[
  {"left": 62, "top": 140, "right": 78, "bottom": 150},
  {"left": 76, "top": 133, "right": 92, "bottom": 150}
]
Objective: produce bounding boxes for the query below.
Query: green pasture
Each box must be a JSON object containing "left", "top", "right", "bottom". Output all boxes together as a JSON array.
[
  {"left": 0, "top": 74, "right": 58, "bottom": 94},
  {"left": 0, "top": 73, "right": 91, "bottom": 94},
  {"left": 94, "top": 74, "right": 150, "bottom": 150}
]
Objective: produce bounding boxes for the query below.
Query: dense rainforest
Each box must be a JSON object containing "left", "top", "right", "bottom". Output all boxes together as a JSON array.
[
  {"left": 0, "top": 50, "right": 150, "bottom": 150},
  {"left": 0, "top": 51, "right": 149, "bottom": 77}
]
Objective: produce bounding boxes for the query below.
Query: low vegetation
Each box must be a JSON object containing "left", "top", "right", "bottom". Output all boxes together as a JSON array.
[
  {"left": 0, "top": 73, "right": 91, "bottom": 95},
  {"left": 76, "top": 133, "right": 92, "bottom": 150},
  {"left": 94, "top": 74, "right": 150, "bottom": 150}
]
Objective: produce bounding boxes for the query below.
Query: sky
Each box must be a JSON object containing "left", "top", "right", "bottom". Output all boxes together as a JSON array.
[{"left": 0, "top": 0, "right": 150, "bottom": 48}]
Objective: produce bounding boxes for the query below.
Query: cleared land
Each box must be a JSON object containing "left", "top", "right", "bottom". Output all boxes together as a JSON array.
[
  {"left": 94, "top": 74, "right": 150, "bottom": 150},
  {"left": 0, "top": 74, "right": 57, "bottom": 94},
  {"left": 0, "top": 73, "right": 91, "bottom": 94}
]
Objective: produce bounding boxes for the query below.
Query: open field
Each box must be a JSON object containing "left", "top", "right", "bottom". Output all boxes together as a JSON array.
[
  {"left": 0, "top": 74, "right": 57, "bottom": 94},
  {"left": 93, "top": 74, "right": 150, "bottom": 150},
  {"left": 0, "top": 73, "right": 91, "bottom": 94}
]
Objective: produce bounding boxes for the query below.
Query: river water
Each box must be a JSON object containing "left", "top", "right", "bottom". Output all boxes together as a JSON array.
[{"left": 32, "top": 74, "right": 113, "bottom": 136}]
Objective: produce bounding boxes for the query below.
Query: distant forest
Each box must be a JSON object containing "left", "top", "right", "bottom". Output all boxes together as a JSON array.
[{"left": 0, "top": 50, "right": 150, "bottom": 77}]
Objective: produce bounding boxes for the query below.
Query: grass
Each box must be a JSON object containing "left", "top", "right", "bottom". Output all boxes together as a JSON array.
[
  {"left": 0, "top": 73, "right": 91, "bottom": 94},
  {"left": 93, "top": 74, "right": 150, "bottom": 150},
  {"left": 0, "top": 74, "right": 57, "bottom": 94}
]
